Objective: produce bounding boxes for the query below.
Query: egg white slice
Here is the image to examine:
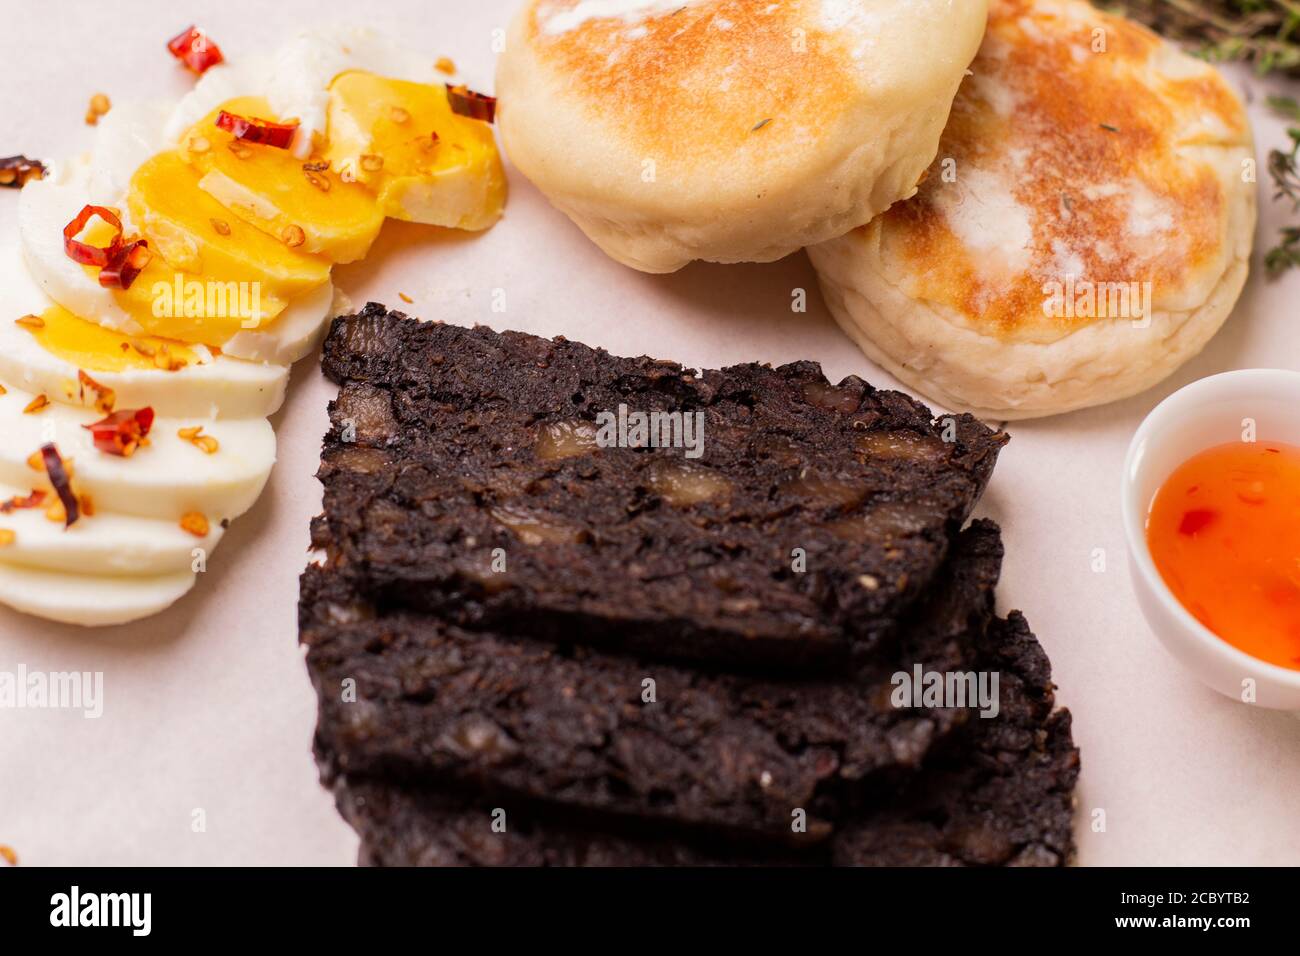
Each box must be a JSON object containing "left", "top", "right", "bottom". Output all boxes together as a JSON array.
[
  {"left": 0, "top": 561, "right": 196, "bottom": 627},
  {"left": 217, "top": 278, "right": 338, "bottom": 365},
  {"left": 0, "top": 385, "right": 276, "bottom": 522},
  {"left": 0, "top": 482, "right": 224, "bottom": 576},
  {"left": 87, "top": 99, "right": 173, "bottom": 203},
  {"left": 162, "top": 55, "right": 271, "bottom": 148},
  {"left": 266, "top": 26, "right": 435, "bottom": 158},
  {"left": 0, "top": 244, "right": 290, "bottom": 419}
]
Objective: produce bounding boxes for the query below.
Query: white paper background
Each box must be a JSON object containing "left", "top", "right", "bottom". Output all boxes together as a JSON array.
[{"left": 1, "top": 0, "right": 1298, "bottom": 866}]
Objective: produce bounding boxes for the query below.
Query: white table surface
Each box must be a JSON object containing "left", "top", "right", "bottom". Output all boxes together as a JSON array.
[{"left": 2, "top": 0, "right": 1298, "bottom": 866}]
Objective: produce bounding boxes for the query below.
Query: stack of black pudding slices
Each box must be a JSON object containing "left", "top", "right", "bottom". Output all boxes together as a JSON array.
[{"left": 300, "top": 304, "right": 1079, "bottom": 866}]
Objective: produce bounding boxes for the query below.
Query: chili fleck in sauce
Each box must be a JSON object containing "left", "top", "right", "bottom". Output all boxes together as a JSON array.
[{"left": 1147, "top": 441, "right": 1300, "bottom": 670}]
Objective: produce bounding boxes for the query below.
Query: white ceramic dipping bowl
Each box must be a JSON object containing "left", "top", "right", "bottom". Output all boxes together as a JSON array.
[{"left": 1123, "top": 369, "right": 1300, "bottom": 710}]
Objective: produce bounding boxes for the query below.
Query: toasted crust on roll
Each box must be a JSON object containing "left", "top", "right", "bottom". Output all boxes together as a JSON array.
[
  {"left": 497, "top": 0, "right": 991, "bottom": 273},
  {"left": 809, "top": 0, "right": 1256, "bottom": 420}
]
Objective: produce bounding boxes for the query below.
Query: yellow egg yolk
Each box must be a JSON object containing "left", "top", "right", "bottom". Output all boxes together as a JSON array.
[
  {"left": 181, "top": 96, "right": 385, "bottom": 263},
  {"left": 130, "top": 150, "right": 332, "bottom": 301},
  {"left": 30, "top": 304, "right": 198, "bottom": 373},
  {"left": 324, "top": 72, "right": 506, "bottom": 231}
]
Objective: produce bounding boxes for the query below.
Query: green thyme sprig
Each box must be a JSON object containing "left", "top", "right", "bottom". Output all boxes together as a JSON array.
[
  {"left": 1101, "top": 3, "right": 1300, "bottom": 272},
  {"left": 1101, "top": 1, "right": 1300, "bottom": 75},
  {"left": 1264, "top": 101, "right": 1300, "bottom": 272}
]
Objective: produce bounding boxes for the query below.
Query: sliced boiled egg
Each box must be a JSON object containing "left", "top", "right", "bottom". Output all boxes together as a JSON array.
[
  {"left": 182, "top": 96, "right": 385, "bottom": 263},
  {"left": 20, "top": 160, "right": 143, "bottom": 337},
  {"left": 19, "top": 158, "right": 337, "bottom": 361},
  {"left": 0, "top": 247, "right": 289, "bottom": 419},
  {"left": 0, "top": 384, "right": 275, "bottom": 523},
  {"left": 130, "top": 149, "right": 332, "bottom": 307},
  {"left": 86, "top": 100, "right": 174, "bottom": 202},
  {"left": 0, "top": 562, "right": 199, "bottom": 628},
  {"left": 0, "top": 26, "right": 506, "bottom": 627},
  {"left": 325, "top": 72, "right": 506, "bottom": 230},
  {"left": 264, "top": 25, "right": 441, "bottom": 158},
  {"left": 0, "top": 481, "right": 224, "bottom": 576},
  {"left": 216, "top": 279, "right": 340, "bottom": 366}
]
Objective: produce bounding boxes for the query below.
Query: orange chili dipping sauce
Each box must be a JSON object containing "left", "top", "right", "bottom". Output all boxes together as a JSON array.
[{"left": 1147, "top": 441, "right": 1300, "bottom": 671}]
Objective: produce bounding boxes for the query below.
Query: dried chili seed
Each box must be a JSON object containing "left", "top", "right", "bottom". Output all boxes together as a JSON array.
[
  {"left": 303, "top": 169, "right": 331, "bottom": 192},
  {"left": 15, "top": 314, "right": 43, "bottom": 330},
  {"left": 26, "top": 451, "right": 43, "bottom": 471},
  {"left": 0, "top": 846, "right": 16, "bottom": 866},
  {"left": 85, "top": 93, "right": 111, "bottom": 126},
  {"left": 0, "top": 383, "right": 7, "bottom": 396},
  {"left": 0, "top": 529, "right": 14, "bottom": 547},
  {"left": 281, "top": 225, "right": 306, "bottom": 248},
  {"left": 303, "top": 160, "right": 330, "bottom": 172},
  {"left": 446, "top": 84, "right": 496, "bottom": 124},
  {"left": 398, "top": 292, "right": 413, "bottom": 304},
  {"left": 83, "top": 407, "right": 155, "bottom": 457},
  {"left": 390, "top": 106, "right": 411, "bottom": 124},
  {"left": 78, "top": 369, "right": 116, "bottom": 414},
  {"left": 79, "top": 493, "right": 95, "bottom": 517},
  {"left": 167, "top": 26, "right": 225, "bottom": 75},
  {"left": 0, "top": 155, "right": 47, "bottom": 189},
  {"left": 210, "top": 218, "right": 231, "bottom": 236},
  {"left": 178, "top": 425, "right": 219, "bottom": 454},
  {"left": 180, "top": 512, "right": 210, "bottom": 537},
  {"left": 23, "top": 395, "right": 49, "bottom": 414},
  {"left": 435, "top": 57, "right": 456, "bottom": 75}
]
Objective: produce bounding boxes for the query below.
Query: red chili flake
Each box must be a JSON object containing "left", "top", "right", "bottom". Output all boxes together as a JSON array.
[
  {"left": 215, "top": 111, "right": 299, "bottom": 149},
  {"left": 62, "top": 205, "right": 151, "bottom": 290},
  {"left": 1178, "top": 508, "right": 1217, "bottom": 536},
  {"left": 0, "top": 490, "right": 46, "bottom": 513},
  {"left": 98, "top": 238, "right": 152, "bottom": 290},
  {"left": 0, "top": 155, "right": 47, "bottom": 188},
  {"left": 63, "top": 205, "right": 123, "bottom": 268},
  {"left": 446, "top": 84, "right": 496, "bottom": 124},
  {"left": 167, "top": 26, "right": 225, "bottom": 75},
  {"left": 83, "top": 407, "right": 154, "bottom": 458},
  {"left": 39, "top": 444, "right": 79, "bottom": 528}
]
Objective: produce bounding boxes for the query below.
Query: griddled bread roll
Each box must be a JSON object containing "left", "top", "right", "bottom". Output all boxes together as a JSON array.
[
  {"left": 497, "top": 0, "right": 991, "bottom": 273},
  {"left": 809, "top": 0, "right": 1256, "bottom": 420}
]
